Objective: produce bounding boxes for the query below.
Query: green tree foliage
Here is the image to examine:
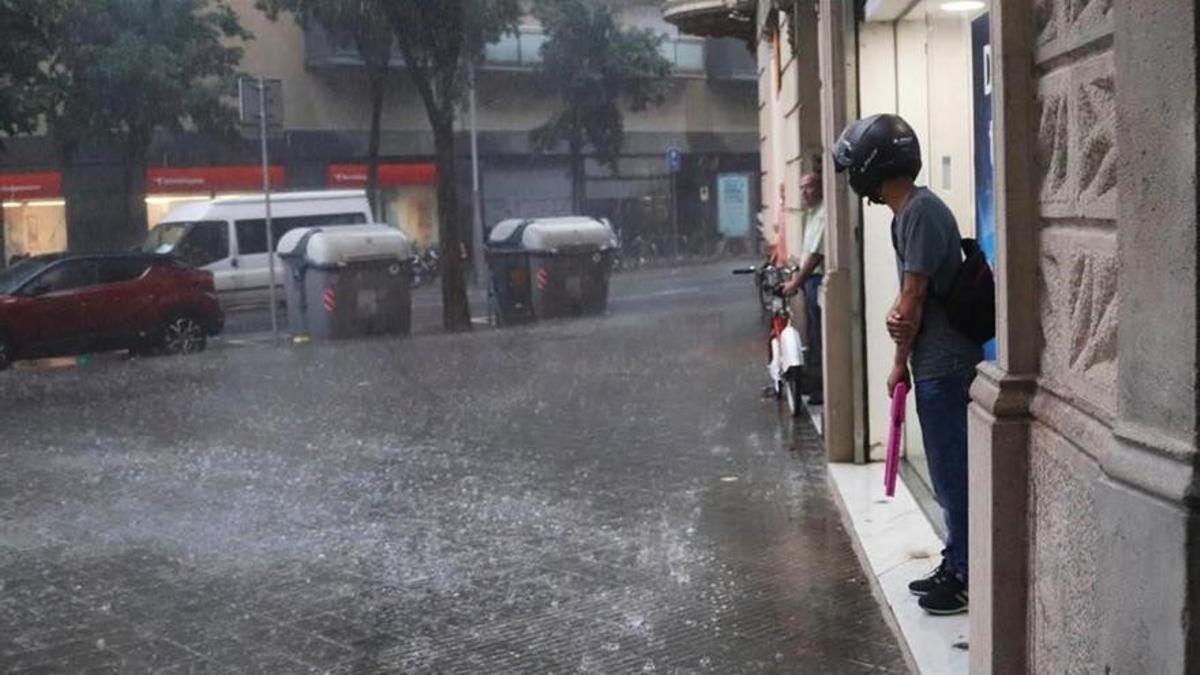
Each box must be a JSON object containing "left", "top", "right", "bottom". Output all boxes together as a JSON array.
[
  {"left": 49, "top": 0, "right": 250, "bottom": 245},
  {"left": 531, "top": 0, "right": 672, "bottom": 213},
  {"left": 256, "top": 0, "right": 392, "bottom": 218},
  {"left": 0, "top": 0, "right": 67, "bottom": 139},
  {"left": 384, "top": 0, "right": 521, "bottom": 332}
]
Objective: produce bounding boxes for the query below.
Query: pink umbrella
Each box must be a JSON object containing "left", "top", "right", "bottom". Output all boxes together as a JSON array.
[{"left": 884, "top": 381, "right": 909, "bottom": 497}]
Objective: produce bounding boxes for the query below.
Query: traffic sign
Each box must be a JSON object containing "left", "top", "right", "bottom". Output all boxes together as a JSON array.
[
  {"left": 666, "top": 147, "right": 682, "bottom": 174},
  {"left": 238, "top": 77, "right": 284, "bottom": 137}
]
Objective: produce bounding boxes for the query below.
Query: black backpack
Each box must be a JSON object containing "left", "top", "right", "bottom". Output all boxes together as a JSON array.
[{"left": 942, "top": 238, "right": 995, "bottom": 345}]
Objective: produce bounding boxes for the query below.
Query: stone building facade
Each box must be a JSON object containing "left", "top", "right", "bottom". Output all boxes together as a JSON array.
[{"left": 667, "top": 0, "right": 1200, "bottom": 671}]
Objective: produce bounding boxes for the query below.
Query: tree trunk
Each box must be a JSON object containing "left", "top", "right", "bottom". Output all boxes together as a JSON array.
[
  {"left": 365, "top": 71, "right": 385, "bottom": 221},
  {"left": 569, "top": 138, "right": 585, "bottom": 215},
  {"left": 433, "top": 116, "right": 472, "bottom": 332},
  {"left": 121, "top": 141, "right": 149, "bottom": 250}
]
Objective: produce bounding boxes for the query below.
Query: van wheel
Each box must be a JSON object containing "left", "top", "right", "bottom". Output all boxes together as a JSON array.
[
  {"left": 0, "top": 331, "right": 12, "bottom": 370},
  {"left": 160, "top": 313, "right": 207, "bottom": 356}
]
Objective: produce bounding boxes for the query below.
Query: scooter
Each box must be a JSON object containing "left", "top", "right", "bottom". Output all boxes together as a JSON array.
[{"left": 734, "top": 262, "right": 805, "bottom": 417}]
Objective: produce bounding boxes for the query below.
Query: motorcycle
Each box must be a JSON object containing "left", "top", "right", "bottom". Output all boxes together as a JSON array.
[{"left": 734, "top": 262, "right": 806, "bottom": 417}]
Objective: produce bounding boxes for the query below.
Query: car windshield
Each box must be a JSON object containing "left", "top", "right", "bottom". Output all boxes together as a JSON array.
[
  {"left": 142, "top": 222, "right": 192, "bottom": 254},
  {"left": 0, "top": 257, "right": 54, "bottom": 295}
]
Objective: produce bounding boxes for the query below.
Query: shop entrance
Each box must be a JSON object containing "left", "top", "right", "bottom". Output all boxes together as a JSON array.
[
  {"left": 858, "top": 0, "right": 993, "bottom": 516},
  {"left": 326, "top": 163, "right": 439, "bottom": 251}
]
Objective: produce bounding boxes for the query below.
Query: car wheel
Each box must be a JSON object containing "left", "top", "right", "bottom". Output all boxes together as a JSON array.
[
  {"left": 0, "top": 331, "right": 12, "bottom": 370},
  {"left": 160, "top": 313, "right": 207, "bottom": 356}
]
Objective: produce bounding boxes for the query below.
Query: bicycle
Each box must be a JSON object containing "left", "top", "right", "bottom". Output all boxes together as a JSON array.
[{"left": 734, "top": 262, "right": 805, "bottom": 417}]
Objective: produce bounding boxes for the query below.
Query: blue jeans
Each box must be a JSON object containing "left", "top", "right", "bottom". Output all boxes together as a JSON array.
[
  {"left": 914, "top": 369, "right": 975, "bottom": 584},
  {"left": 803, "top": 275, "right": 823, "bottom": 372}
]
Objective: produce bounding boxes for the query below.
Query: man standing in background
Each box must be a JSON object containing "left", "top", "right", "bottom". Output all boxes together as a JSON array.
[{"left": 783, "top": 167, "right": 826, "bottom": 404}]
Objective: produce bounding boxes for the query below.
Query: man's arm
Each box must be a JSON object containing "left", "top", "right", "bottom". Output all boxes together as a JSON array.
[
  {"left": 887, "top": 272, "right": 928, "bottom": 389},
  {"left": 783, "top": 252, "right": 824, "bottom": 294}
]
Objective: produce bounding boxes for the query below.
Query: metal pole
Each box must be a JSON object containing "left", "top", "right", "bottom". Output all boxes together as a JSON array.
[
  {"left": 468, "top": 61, "right": 486, "bottom": 288},
  {"left": 670, "top": 172, "right": 679, "bottom": 266},
  {"left": 259, "top": 77, "right": 279, "bottom": 346}
]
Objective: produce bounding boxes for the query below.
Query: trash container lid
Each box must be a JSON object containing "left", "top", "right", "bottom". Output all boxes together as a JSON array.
[
  {"left": 487, "top": 216, "right": 616, "bottom": 252},
  {"left": 277, "top": 225, "right": 412, "bottom": 267}
]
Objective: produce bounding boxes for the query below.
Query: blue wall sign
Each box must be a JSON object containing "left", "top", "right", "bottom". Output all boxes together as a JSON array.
[
  {"left": 717, "top": 173, "right": 751, "bottom": 237},
  {"left": 972, "top": 14, "right": 997, "bottom": 361},
  {"left": 666, "top": 147, "right": 682, "bottom": 174}
]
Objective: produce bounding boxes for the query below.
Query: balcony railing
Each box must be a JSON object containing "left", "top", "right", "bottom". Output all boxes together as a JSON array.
[{"left": 306, "top": 24, "right": 712, "bottom": 77}]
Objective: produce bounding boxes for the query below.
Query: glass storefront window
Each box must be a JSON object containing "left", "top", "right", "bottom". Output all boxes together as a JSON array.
[
  {"left": 3, "top": 201, "right": 68, "bottom": 261},
  {"left": 858, "top": 1, "right": 991, "bottom": 490},
  {"left": 899, "top": 0, "right": 992, "bottom": 501},
  {"left": 382, "top": 186, "right": 440, "bottom": 251},
  {"left": 145, "top": 196, "right": 209, "bottom": 230}
]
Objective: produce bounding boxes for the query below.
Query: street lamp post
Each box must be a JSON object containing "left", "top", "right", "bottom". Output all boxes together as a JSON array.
[{"left": 468, "top": 62, "right": 487, "bottom": 288}]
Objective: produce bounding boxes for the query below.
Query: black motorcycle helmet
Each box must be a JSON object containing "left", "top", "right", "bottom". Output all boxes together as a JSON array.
[{"left": 832, "top": 114, "right": 922, "bottom": 204}]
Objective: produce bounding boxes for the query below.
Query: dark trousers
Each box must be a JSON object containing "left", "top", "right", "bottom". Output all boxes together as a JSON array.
[
  {"left": 803, "top": 275, "right": 823, "bottom": 374},
  {"left": 914, "top": 368, "right": 975, "bottom": 584}
]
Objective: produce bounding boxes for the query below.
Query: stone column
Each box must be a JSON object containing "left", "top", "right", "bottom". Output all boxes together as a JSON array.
[
  {"left": 967, "top": 0, "right": 1039, "bottom": 671},
  {"left": 1104, "top": 0, "right": 1199, "bottom": 670},
  {"left": 816, "top": 0, "right": 862, "bottom": 463}
]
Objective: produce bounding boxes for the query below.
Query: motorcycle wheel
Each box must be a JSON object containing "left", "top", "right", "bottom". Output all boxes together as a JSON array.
[{"left": 783, "top": 370, "right": 802, "bottom": 418}]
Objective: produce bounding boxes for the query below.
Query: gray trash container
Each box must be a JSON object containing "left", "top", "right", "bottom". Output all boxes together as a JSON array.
[
  {"left": 278, "top": 225, "right": 413, "bottom": 340},
  {"left": 486, "top": 216, "right": 618, "bottom": 325}
]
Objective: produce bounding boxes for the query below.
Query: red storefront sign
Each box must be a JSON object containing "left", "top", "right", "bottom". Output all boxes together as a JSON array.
[
  {"left": 146, "top": 166, "right": 284, "bottom": 194},
  {"left": 0, "top": 172, "right": 63, "bottom": 201},
  {"left": 326, "top": 163, "right": 437, "bottom": 188}
]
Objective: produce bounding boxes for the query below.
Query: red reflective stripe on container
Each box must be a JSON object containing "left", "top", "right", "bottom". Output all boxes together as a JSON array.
[
  {"left": 535, "top": 268, "right": 548, "bottom": 291},
  {"left": 0, "top": 172, "right": 63, "bottom": 200},
  {"left": 322, "top": 289, "right": 336, "bottom": 313},
  {"left": 326, "top": 163, "right": 437, "bottom": 188},
  {"left": 146, "top": 166, "right": 284, "bottom": 194}
]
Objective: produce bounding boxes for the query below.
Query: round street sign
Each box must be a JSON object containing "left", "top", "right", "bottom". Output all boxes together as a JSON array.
[{"left": 666, "top": 147, "right": 682, "bottom": 174}]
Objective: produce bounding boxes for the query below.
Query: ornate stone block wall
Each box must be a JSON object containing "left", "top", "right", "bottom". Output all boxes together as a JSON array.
[
  {"left": 1028, "top": 422, "right": 1101, "bottom": 673},
  {"left": 1029, "top": 0, "right": 1116, "bottom": 670}
]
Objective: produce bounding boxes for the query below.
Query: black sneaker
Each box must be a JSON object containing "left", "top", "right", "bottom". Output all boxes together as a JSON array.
[
  {"left": 918, "top": 574, "right": 969, "bottom": 615},
  {"left": 908, "top": 560, "right": 952, "bottom": 596}
]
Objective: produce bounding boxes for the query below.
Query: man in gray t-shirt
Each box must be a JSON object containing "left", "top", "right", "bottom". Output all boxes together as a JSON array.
[
  {"left": 833, "top": 113, "right": 980, "bottom": 616},
  {"left": 891, "top": 187, "right": 983, "bottom": 380}
]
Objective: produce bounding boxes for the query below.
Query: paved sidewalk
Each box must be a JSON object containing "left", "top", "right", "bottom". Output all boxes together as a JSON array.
[{"left": 0, "top": 262, "right": 907, "bottom": 673}]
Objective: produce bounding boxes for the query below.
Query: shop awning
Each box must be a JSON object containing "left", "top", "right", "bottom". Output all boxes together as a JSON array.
[
  {"left": 146, "top": 166, "right": 284, "bottom": 194},
  {"left": 0, "top": 172, "right": 63, "bottom": 200},
  {"left": 326, "top": 163, "right": 437, "bottom": 188}
]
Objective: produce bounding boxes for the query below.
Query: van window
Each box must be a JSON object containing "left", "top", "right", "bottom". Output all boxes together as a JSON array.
[
  {"left": 175, "top": 221, "right": 230, "bottom": 267},
  {"left": 143, "top": 222, "right": 191, "bottom": 254},
  {"left": 235, "top": 212, "right": 368, "bottom": 255}
]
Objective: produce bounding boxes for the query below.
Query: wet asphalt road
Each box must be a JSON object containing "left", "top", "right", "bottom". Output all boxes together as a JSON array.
[{"left": 0, "top": 261, "right": 907, "bottom": 673}]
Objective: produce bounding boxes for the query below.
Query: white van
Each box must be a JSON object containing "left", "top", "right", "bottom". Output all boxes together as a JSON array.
[{"left": 143, "top": 190, "right": 372, "bottom": 308}]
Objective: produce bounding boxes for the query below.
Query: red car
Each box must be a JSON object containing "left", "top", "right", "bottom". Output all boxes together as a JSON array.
[{"left": 0, "top": 253, "right": 224, "bottom": 370}]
